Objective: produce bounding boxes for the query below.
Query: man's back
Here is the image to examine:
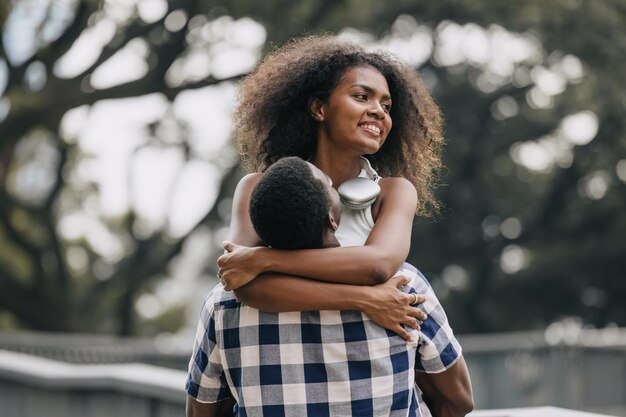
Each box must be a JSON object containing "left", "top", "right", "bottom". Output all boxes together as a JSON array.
[{"left": 187, "top": 263, "right": 461, "bottom": 417}]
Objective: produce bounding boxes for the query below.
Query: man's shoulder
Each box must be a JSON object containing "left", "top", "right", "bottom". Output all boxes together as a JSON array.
[
  {"left": 398, "top": 262, "right": 432, "bottom": 290},
  {"left": 202, "top": 283, "right": 239, "bottom": 312}
]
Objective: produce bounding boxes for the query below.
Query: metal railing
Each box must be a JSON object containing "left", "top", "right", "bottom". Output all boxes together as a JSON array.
[
  {"left": 0, "top": 349, "right": 619, "bottom": 417},
  {"left": 469, "top": 407, "right": 617, "bottom": 417},
  {"left": 0, "top": 349, "right": 185, "bottom": 417},
  {"left": 0, "top": 328, "right": 624, "bottom": 416}
]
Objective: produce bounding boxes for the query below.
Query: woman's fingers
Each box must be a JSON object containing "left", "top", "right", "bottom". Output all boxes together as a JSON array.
[
  {"left": 391, "top": 325, "right": 414, "bottom": 343},
  {"left": 364, "top": 278, "right": 430, "bottom": 340},
  {"left": 392, "top": 276, "right": 427, "bottom": 309},
  {"left": 408, "top": 306, "right": 427, "bottom": 321},
  {"left": 222, "top": 241, "right": 238, "bottom": 253},
  {"left": 217, "top": 265, "right": 235, "bottom": 291},
  {"left": 405, "top": 292, "right": 426, "bottom": 305},
  {"left": 217, "top": 252, "right": 230, "bottom": 267},
  {"left": 220, "top": 275, "right": 238, "bottom": 291},
  {"left": 392, "top": 274, "right": 411, "bottom": 288},
  {"left": 218, "top": 269, "right": 231, "bottom": 290},
  {"left": 403, "top": 316, "right": 421, "bottom": 330},
  {"left": 412, "top": 293, "right": 426, "bottom": 305}
]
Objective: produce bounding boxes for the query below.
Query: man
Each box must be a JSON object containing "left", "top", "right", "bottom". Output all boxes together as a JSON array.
[{"left": 186, "top": 157, "right": 473, "bottom": 417}]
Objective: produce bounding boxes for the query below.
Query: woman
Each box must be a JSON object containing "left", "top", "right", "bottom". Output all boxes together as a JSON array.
[{"left": 218, "top": 36, "right": 443, "bottom": 341}]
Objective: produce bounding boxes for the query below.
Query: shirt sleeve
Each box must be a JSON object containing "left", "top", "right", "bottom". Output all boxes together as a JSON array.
[
  {"left": 185, "top": 289, "right": 233, "bottom": 403},
  {"left": 400, "top": 263, "right": 462, "bottom": 374}
]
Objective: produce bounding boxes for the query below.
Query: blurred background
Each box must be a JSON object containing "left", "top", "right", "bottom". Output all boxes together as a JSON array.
[{"left": 0, "top": 0, "right": 624, "bottom": 416}]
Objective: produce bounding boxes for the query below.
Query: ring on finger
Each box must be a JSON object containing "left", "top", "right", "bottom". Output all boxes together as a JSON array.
[{"left": 411, "top": 293, "right": 419, "bottom": 305}]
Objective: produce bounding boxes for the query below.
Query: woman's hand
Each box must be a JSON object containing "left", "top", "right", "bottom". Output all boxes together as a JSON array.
[
  {"left": 357, "top": 275, "right": 427, "bottom": 342},
  {"left": 217, "top": 241, "right": 266, "bottom": 291}
]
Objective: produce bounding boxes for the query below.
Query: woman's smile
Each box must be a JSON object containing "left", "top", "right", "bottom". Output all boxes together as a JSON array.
[{"left": 359, "top": 122, "right": 383, "bottom": 137}]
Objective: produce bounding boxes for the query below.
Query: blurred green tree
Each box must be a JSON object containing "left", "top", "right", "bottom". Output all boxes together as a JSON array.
[
  {"left": 0, "top": 0, "right": 250, "bottom": 335},
  {"left": 0, "top": 0, "right": 624, "bottom": 336},
  {"left": 224, "top": 0, "right": 626, "bottom": 333}
]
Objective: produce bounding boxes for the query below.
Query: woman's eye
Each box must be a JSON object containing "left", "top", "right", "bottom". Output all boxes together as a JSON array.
[
  {"left": 382, "top": 103, "right": 391, "bottom": 113},
  {"left": 355, "top": 94, "right": 368, "bottom": 101}
]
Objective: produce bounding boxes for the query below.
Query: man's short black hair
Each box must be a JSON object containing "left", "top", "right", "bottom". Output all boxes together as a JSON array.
[{"left": 249, "top": 156, "right": 331, "bottom": 249}]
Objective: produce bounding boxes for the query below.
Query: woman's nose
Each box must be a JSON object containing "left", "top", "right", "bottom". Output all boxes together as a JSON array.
[{"left": 368, "top": 102, "right": 386, "bottom": 118}]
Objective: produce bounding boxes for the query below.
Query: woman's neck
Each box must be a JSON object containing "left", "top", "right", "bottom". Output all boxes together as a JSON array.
[{"left": 311, "top": 146, "right": 362, "bottom": 188}]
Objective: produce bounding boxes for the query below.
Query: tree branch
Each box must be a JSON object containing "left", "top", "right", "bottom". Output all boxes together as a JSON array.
[
  {"left": 75, "top": 72, "right": 243, "bottom": 107},
  {"left": 0, "top": 21, "right": 6, "bottom": 63},
  {"left": 0, "top": 268, "right": 64, "bottom": 330},
  {"left": 0, "top": 191, "right": 42, "bottom": 261},
  {"left": 33, "top": 2, "right": 54, "bottom": 52},
  {"left": 0, "top": 0, "right": 11, "bottom": 62},
  {"left": 0, "top": 268, "right": 35, "bottom": 321},
  {"left": 6, "top": 1, "right": 96, "bottom": 88},
  {"left": 517, "top": 113, "right": 612, "bottom": 243},
  {"left": 42, "top": 141, "right": 68, "bottom": 210},
  {"left": 29, "top": 140, "right": 71, "bottom": 294},
  {"left": 79, "top": 161, "right": 242, "bottom": 317},
  {"left": 0, "top": 69, "right": 241, "bottom": 170},
  {"left": 161, "top": 74, "right": 245, "bottom": 100},
  {"left": 76, "top": 13, "right": 171, "bottom": 81}
]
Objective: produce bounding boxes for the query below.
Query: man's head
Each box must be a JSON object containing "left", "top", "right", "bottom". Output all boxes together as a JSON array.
[{"left": 249, "top": 156, "right": 340, "bottom": 249}]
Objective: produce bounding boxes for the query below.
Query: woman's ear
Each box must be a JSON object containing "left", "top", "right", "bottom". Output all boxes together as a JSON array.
[{"left": 309, "top": 97, "right": 325, "bottom": 121}]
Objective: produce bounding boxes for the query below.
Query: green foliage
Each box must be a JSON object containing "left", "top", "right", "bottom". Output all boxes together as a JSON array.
[{"left": 0, "top": 0, "right": 624, "bottom": 336}]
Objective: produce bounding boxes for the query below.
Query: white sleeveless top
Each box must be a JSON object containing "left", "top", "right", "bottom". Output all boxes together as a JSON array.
[{"left": 334, "top": 160, "right": 379, "bottom": 247}]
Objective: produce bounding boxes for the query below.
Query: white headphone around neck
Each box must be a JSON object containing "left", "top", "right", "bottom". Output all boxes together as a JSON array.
[{"left": 337, "top": 158, "right": 381, "bottom": 210}]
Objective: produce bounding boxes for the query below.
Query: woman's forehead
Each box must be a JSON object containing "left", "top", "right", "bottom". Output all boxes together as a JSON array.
[{"left": 338, "top": 66, "right": 390, "bottom": 95}]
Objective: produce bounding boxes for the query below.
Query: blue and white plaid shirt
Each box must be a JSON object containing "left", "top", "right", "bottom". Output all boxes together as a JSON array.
[{"left": 186, "top": 263, "right": 462, "bottom": 417}]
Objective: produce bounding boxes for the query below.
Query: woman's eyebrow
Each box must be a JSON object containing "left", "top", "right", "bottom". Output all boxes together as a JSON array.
[{"left": 350, "top": 84, "right": 392, "bottom": 101}]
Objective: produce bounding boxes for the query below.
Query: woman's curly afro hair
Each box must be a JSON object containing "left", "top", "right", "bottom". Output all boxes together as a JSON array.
[{"left": 234, "top": 35, "right": 444, "bottom": 216}]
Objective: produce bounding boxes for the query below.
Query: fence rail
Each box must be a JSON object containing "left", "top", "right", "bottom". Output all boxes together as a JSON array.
[
  {"left": 0, "top": 349, "right": 185, "bottom": 417},
  {"left": 1, "top": 328, "right": 624, "bottom": 416}
]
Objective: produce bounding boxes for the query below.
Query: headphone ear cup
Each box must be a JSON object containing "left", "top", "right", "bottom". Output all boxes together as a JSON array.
[{"left": 338, "top": 178, "right": 381, "bottom": 210}]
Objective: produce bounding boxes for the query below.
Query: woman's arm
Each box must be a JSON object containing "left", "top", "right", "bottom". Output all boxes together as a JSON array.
[
  {"left": 225, "top": 173, "right": 265, "bottom": 247},
  {"left": 217, "top": 174, "right": 425, "bottom": 340},
  {"left": 234, "top": 273, "right": 427, "bottom": 342},
  {"left": 219, "top": 177, "right": 418, "bottom": 290}
]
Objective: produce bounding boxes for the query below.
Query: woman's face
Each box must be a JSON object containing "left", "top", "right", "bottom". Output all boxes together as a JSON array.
[{"left": 312, "top": 66, "right": 393, "bottom": 155}]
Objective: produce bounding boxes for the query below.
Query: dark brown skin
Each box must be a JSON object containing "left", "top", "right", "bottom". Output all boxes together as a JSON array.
[
  {"left": 216, "top": 67, "right": 426, "bottom": 342},
  {"left": 186, "top": 396, "right": 235, "bottom": 417},
  {"left": 219, "top": 177, "right": 418, "bottom": 286},
  {"left": 415, "top": 357, "right": 474, "bottom": 417},
  {"left": 220, "top": 170, "right": 426, "bottom": 342},
  {"left": 209, "top": 66, "right": 474, "bottom": 416},
  {"left": 234, "top": 36, "right": 444, "bottom": 217},
  {"left": 219, "top": 67, "right": 418, "bottom": 288}
]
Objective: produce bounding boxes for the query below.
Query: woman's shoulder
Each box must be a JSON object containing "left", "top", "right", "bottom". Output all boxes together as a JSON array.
[
  {"left": 378, "top": 176, "right": 416, "bottom": 195},
  {"left": 232, "top": 172, "right": 264, "bottom": 202},
  {"left": 235, "top": 172, "right": 263, "bottom": 190},
  {"left": 371, "top": 177, "right": 417, "bottom": 219},
  {"left": 239, "top": 172, "right": 263, "bottom": 182}
]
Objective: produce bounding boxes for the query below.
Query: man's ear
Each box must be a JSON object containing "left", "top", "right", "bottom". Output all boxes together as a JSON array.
[
  {"left": 327, "top": 213, "right": 338, "bottom": 232},
  {"left": 309, "top": 97, "right": 325, "bottom": 121}
]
